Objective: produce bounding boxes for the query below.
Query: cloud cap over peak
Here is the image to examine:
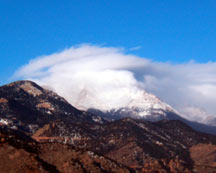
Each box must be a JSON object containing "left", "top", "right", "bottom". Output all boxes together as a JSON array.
[{"left": 14, "top": 44, "right": 216, "bottom": 122}]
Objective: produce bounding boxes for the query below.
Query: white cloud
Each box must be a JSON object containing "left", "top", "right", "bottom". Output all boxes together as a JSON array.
[
  {"left": 129, "top": 46, "right": 142, "bottom": 51},
  {"left": 13, "top": 44, "right": 216, "bottom": 122}
]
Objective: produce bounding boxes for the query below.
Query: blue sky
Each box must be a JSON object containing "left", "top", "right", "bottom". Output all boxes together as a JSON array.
[{"left": 1, "top": 0, "right": 216, "bottom": 85}]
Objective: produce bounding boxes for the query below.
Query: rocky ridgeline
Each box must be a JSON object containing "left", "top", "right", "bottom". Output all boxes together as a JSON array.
[{"left": 0, "top": 80, "right": 104, "bottom": 133}]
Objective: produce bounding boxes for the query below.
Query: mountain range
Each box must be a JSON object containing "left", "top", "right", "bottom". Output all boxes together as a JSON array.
[
  {"left": 1, "top": 80, "right": 216, "bottom": 172},
  {"left": 59, "top": 82, "right": 216, "bottom": 130}
]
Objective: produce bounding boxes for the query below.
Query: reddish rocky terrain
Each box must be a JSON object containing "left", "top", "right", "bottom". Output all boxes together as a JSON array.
[
  {"left": 33, "top": 117, "right": 216, "bottom": 172},
  {"left": 0, "top": 126, "right": 132, "bottom": 173}
]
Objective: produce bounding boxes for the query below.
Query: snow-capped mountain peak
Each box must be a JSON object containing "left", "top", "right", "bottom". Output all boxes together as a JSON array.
[
  {"left": 74, "top": 87, "right": 179, "bottom": 121},
  {"left": 127, "top": 91, "right": 177, "bottom": 115}
]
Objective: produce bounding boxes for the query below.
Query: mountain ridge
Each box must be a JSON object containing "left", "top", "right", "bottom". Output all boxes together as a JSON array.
[{"left": 2, "top": 80, "right": 216, "bottom": 172}]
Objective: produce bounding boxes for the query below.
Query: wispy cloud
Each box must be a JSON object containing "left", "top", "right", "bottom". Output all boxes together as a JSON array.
[
  {"left": 129, "top": 46, "right": 142, "bottom": 51},
  {"left": 13, "top": 44, "right": 216, "bottom": 122}
]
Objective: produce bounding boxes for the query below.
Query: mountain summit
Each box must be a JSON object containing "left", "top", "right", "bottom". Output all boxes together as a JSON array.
[{"left": 74, "top": 88, "right": 180, "bottom": 121}]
